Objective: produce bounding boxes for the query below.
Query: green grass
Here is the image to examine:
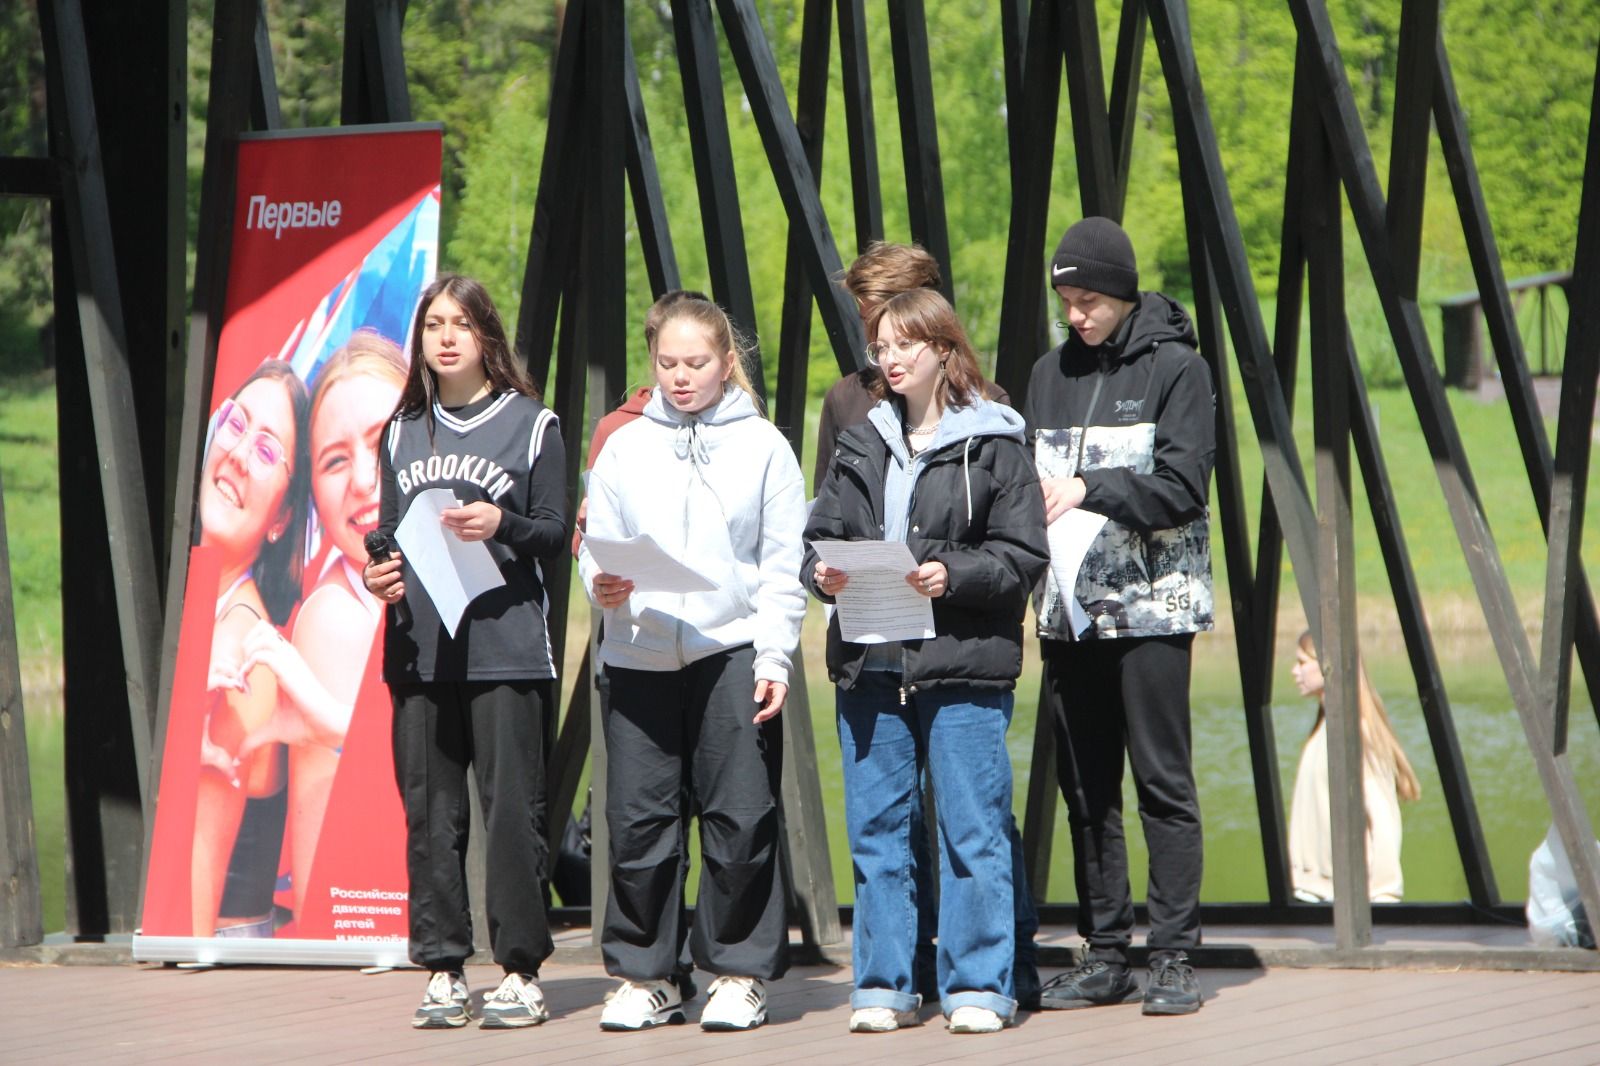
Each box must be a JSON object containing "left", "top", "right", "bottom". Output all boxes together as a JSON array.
[{"left": 0, "top": 371, "right": 65, "bottom": 933}]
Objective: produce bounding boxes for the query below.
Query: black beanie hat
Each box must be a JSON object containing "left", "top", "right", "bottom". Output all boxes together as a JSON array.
[{"left": 1049, "top": 216, "right": 1138, "bottom": 301}]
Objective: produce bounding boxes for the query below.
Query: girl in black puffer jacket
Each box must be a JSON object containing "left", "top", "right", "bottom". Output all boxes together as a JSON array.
[{"left": 802, "top": 289, "right": 1048, "bottom": 1035}]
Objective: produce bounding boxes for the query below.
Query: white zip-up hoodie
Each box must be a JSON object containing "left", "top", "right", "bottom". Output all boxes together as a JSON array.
[{"left": 578, "top": 384, "right": 807, "bottom": 687}]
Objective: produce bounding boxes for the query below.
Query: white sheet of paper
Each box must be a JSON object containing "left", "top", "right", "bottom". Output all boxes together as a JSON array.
[
  {"left": 812, "top": 539, "right": 936, "bottom": 644},
  {"left": 1048, "top": 508, "right": 1109, "bottom": 637},
  {"left": 394, "top": 488, "right": 508, "bottom": 638},
  {"left": 582, "top": 533, "right": 717, "bottom": 594}
]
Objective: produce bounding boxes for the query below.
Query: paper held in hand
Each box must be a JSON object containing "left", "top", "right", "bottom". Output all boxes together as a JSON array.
[
  {"left": 811, "top": 539, "right": 936, "bottom": 644},
  {"left": 582, "top": 532, "right": 718, "bottom": 594},
  {"left": 1048, "top": 508, "right": 1109, "bottom": 637},
  {"left": 394, "top": 488, "right": 507, "bottom": 637}
]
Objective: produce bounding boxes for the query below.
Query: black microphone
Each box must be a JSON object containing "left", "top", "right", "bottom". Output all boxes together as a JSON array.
[{"left": 363, "top": 530, "right": 409, "bottom": 627}]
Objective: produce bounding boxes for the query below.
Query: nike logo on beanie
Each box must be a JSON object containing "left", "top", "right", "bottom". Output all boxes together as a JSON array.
[{"left": 1051, "top": 265, "right": 1078, "bottom": 280}]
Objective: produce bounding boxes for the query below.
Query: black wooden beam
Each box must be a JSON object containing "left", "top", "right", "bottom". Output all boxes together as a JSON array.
[
  {"left": 776, "top": 0, "right": 833, "bottom": 454},
  {"left": 0, "top": 157, "right": 59, "bottom": 198},
  {"left": 37, "top": 0, "right": 162, "bottom": 804},
  {"left": 1303, "top": 109, "right": 1369, "bottom": 949},
  {"left": 673, "top": 0, "right": 765, "bottom": 399},
  {"left": 1285, "top": 0, "right": 1600, "bottom": 937},
  {"left": 1145, "top": 0, "right": 1323, "bottom": 625},
  {"left": 714, "top": 0, "right": 866, "bottom": 377},
  {"left": 1538, "top": 44, "right": 1600, "bottom": 755},
  {"left": 1433, "top": 46, "right": 1600, "bottom": 734},
  {"left": 1385, "top": 0, "right": 1437, "bottom": 299},
  {"left": 623, "top": 25, "right": 680, "bottom": 298},
  {"left": 1059, "top": 0, "right": 1118, "bottom": 217},
  {"left": 837, "top": 0, "right": 883, "bottom": 250},
  {"left": 1107, "top": 0, "right": 1145, "bottom": 218},
  {"left": 0, "top": 470, "right": 42, "bottom": 949},
  {"left": 995, "top": 0, "right": 1063, "bottom": 406},
  {"left": 251, "top": 0, "right": 281, "bottom": 131},
  {"left": 517, "top": 0, "right": 588, "bottom": 389},
  {"left": 1345, "top": 332, "right": 1499, "bottom": 906},
  {"left": 887, "top": 0, "right": 955, "bottom": 300},
  {"left": 1179, "top": 140, "right": 1288, "bottom": 906},
  {"left": 1250, "top": 56, "right": 1315, "bottom": 716},
  {"left": 149, "top": 0, "right": 257, "bottom": 928}
]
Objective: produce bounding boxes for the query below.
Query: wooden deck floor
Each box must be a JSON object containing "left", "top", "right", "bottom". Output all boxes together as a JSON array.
[{"left": 3, "top": 950, "right": 1598, "bottom": 1065}]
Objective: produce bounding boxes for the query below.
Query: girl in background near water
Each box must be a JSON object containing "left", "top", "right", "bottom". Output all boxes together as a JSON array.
[
  {"left": 194, "top": 360, "right": 310, "bottom": 938},
  {"left": 1288, "top": 630, "right": 1421, "bottom": 902},
  {"left": 363, "top": 274, "right": 567, "bottom": 1030},
  {"left": 578, "top": 291, "right": 806, "bottom": 1033},
  {"left": 804, "top": 288, "right": 1049, "bottom": 1036}
]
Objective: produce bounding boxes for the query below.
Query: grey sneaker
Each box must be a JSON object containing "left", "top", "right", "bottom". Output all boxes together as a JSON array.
[
  {"left": 1142, "top": 952, "right": 1202, "bottom": 1015},
  {"left": 1038, "top": 960, "right": 1142, "bottom": 1010},
  {"left": 480, "top": 972, "right": 548, "bottom": 1028},
  {"left": 412, "top": 971, "right": 470, "bottom": 1029}
]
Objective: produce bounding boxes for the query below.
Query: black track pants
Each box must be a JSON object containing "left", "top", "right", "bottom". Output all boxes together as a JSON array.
[
  {"left": 1041, "top": 634, "right": 1202, "bottom": 964},
  {"left": 391, "top": 679, "right": 553, "bottom": 975},
  {"left": 602, "top": 645, "right": 788, "bottom": 981}
]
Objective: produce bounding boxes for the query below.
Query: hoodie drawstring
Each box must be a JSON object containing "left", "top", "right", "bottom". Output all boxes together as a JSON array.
[
  {"left": 674, "top": 419, "right": 710, "bottom": 465},
  {"left": 963, "top": 437, "right": 974, "bottom": 524}
]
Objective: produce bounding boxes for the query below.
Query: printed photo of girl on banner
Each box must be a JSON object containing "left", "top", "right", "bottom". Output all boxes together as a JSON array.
[{"left": 138, "top": 125, "right": 442, "bottom": 966}]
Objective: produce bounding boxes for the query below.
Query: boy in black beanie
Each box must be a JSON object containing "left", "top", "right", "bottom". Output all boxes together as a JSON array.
[{"left": 1023, "top": 216, "right": 1215, "bottom": 1016}]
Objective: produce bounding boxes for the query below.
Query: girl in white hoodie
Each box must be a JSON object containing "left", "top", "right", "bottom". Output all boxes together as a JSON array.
[{"left": 578, "top": 291, "right": 807, "bottom": 1033}]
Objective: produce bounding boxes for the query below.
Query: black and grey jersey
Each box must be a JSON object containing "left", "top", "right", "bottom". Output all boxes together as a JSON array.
[
  {"left": 1023, "top": 292, "right": 1215, "bottom": 641},
  {"left": 378, "top": 390, "right": 568, "bottom": 682}
]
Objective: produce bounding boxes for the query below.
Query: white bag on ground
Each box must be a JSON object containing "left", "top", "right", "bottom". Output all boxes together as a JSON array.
[{"left": 1527, "top": 824, "right": 1598, "bottom": 948}]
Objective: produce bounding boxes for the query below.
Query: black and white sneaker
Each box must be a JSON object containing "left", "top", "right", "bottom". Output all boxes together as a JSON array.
[
  {"left": 700, "top": 976, "right": 766, "bottom": 1031},
  {"left": 600, "top": 978, "right": 686, "bottom": 1031},
  {"left": 412, "top": 971, "right": 470, "bottom": 1029},
  {"left": 480, "top": 972, "right": 548, "bottom": 1028}
]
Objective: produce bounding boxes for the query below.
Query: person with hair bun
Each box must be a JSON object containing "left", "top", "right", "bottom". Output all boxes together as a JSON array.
[
  {"left": 803, "top": 288, "right": 1048, "bottom": 1036},
  {"left": 578, "top": 290, "right": 807, "bottom": 1034},
  {"left": 363, "top": 274, "right": 568, "bottom": 1031}
]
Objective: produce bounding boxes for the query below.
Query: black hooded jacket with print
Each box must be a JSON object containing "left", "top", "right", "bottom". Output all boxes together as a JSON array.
[{"left": 1022, "top": 291, "right": 1215, "bottom": 641}]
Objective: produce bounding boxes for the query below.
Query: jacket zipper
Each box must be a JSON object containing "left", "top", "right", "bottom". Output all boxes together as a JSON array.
[{"left": 1065, "top": 355, "right": 1109, "bottom": 643}]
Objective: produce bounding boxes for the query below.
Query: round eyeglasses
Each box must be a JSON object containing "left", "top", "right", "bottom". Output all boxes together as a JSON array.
[
  {"left": 865, "top": 338, "right": 930, "bottom": 367},
  {"left": 212, "top": 397, "right": 290, "bottom": 480}
]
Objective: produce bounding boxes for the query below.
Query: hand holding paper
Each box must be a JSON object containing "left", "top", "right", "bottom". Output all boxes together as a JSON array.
[
  {"left": 582, "top": 532, "right": 717, "bottom": 594},
  {"left": 1047, "top": 508, "right": 1109, "bottom": 637},
  {"left": 811, "top": 539, "right": 936, "bottom": 644},
  {"left": 394, "top": 488, "right": 508, "bottom": 637}
]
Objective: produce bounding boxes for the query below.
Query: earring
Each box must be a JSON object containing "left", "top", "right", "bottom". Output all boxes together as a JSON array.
[{"left": 268, "top": 529, "right": 281, "bottom": 543}]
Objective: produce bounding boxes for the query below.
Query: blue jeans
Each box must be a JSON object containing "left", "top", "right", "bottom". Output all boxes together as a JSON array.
[{"left": 837, "top": 674, "right": 1017, "bottom": 1018}]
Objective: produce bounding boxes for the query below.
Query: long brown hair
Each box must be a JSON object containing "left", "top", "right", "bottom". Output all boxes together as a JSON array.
[
  {"left": 1297, "top": 631, "right": 1422, "bottom": 803},
  {"left": 863, "top": 288, "right": 986, "bottom": 410},
  {"left": 394, "top": 275, "right": 539, "bottom": 439}
]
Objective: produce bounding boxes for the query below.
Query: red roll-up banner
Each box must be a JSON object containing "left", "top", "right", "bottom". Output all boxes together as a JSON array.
[{"left": 136, "top": 125, "right": 442, "bottom": 966}]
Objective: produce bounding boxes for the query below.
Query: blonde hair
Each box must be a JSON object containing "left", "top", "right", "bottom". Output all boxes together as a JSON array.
[
  {"left": 310, "top": 329, "right": 407, "bottom": 426},
  {"left": 1297, "top": 631, "right": 1421, "bottom": 803},
  {"left": 644, "top": 290, "right": 761, "bottom": 408}
]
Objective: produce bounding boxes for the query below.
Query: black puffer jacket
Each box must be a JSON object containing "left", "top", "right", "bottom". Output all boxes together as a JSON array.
[{"left": 802, "top": 401, "right": 1049, "bottom": 695}]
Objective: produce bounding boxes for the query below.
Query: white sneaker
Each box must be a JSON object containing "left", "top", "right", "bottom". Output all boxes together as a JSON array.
[
  {"left": 599, "top": 978, "right": 685, "bottom": 1031},
  {"left": 848, "top": 1005, "right": 920, "bottom": 1032},
  {"left": 479, "top": 972, "right": 548, "bottom": 1029},
  {"left": 700, "top": 976, "right": 767, "bottom": 1031},
  {"left": 947, "top": 1005, "right": 1007, "bottom": 1034},
  {"left": 411, "top": 971, "right": 470, "bottom": 1029}
]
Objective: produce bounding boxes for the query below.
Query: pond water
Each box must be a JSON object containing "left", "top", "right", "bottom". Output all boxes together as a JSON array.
[{"left": 800, "top": 623, "right": 1600, "bottom": 907}]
